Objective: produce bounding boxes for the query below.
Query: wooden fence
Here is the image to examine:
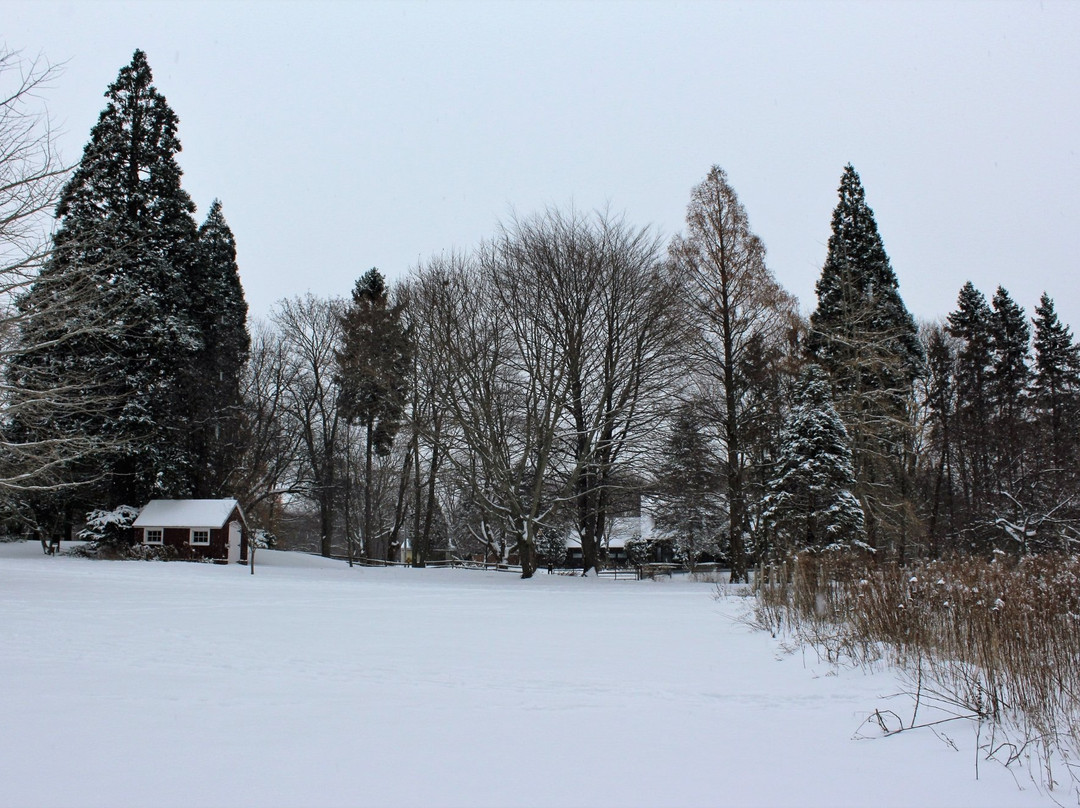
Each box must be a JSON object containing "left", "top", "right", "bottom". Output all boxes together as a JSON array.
[{"left": 315, "top": 553, "right": 718, "bottom": 581}]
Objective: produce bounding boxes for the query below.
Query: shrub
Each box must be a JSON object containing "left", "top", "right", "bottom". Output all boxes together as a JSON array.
[{"left": 78, "top": 505, "right": 140, "bottom": 552}]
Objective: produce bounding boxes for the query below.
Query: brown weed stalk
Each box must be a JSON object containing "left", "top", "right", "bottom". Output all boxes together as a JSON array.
[{"left": 754, "top": 552, "right": 1080, "bottom": 792}]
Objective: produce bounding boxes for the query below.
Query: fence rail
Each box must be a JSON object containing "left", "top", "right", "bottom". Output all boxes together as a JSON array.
[
  {"left": 316, "top": 554, "right": 526, "bottom": 573},
  {"left": 310, "top": 553, "right": 724, "bottom": 581}
]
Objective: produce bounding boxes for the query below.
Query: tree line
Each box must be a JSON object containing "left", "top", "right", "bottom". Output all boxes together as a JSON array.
[{"left": 2, "top": 50, "right": 1078, "bottom": 576}]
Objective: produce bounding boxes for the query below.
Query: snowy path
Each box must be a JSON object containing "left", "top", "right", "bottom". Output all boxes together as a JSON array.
[{"left": 0, "top": 545, "right": 1052, "bottom": 807}]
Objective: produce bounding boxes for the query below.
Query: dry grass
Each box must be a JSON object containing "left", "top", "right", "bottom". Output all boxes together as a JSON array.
[{"left": 754, "top": 552, "right": 1080, "bottom": 794}]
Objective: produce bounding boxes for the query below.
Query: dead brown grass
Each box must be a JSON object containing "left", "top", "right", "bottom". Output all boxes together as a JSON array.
[{"left": 754, "top": 552, "right": 1080, "bottom": 793}]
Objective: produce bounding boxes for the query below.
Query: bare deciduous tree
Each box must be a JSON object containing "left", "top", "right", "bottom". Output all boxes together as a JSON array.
[
  {"left": 229, "top": 321, "right": 304, "bottom": 533},
  {"left": 418, "top": 253, "right": 565, "bottom": 577},
  {"left": 671, "top": 167, "right": 800, "bottom": 581},
  {"left": 406, "top": 210, "right": 684, "bottom": 578},
  {"left": 272, "top": 294, "right": 344, "bottom": 557},
  {"left": 399, "top": 266, "right": 458, "bottom": 566},
  {"left": 0, "top": 49, "right": 66, "bottom": 299},
  {"left": 0, "top": 49, "right": 131, "bottom": 528},
  {"left": 499, "top": 209, "right": 684, "bottom": 575}
]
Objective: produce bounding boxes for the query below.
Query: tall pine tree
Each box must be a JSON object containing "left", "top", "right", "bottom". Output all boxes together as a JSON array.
[
  {"left": 8, "top": 50, "right": 242, "bottom": 517},
  {"left": 18, "top": 50, "right": 199, "bottom": 507},
  {"left": 187, "top": 200, "right": 251, "bottom": 497},
  {"left": 946, "top": 282, "right": 993, "bottom": 528},
  {"left": 807, "top": 165, "right": 921, "bottom": 556},
  {"left": 336, "top": 268, "right": 410, "bottom": 561},
  {"left": 987, "top": 287, "right": 1032, "bottom": 498},
  {"left": 1029, "top": 293, "right": 1080, "bottom": 547},
  {"left": 1032, "top": 293, "right": 1080, "bottom": 469}
]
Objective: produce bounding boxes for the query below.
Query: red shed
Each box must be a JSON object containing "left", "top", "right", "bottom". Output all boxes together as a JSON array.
[{"left": 133, "top": 499, "right": 248, "bottom": 563}]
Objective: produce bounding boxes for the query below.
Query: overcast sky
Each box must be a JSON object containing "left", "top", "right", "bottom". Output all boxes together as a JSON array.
[{"left": 7, "top": 1, "right": 1080, "bottom": 330}]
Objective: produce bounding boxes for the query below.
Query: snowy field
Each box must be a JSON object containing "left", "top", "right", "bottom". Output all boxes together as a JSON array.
[{"left": 0, "top": 544, "right": 1055, "bottom": 808}]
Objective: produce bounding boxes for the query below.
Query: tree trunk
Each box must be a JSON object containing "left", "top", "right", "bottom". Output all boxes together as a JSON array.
[
  {"left": 411, "top": 426, "right": 423, "bottom": 567},
  {"left": 363, "top": 418, "right": 374, "bottom": 561},
  {"left": 319, "top": 491, "right": 333, "bottom": 558},
  {"left": 519, "top": 532, "right": 537, "bottom": 579},
  {"left": 344, "top": 425, "right": 355, "bottom": 567},
  {"left": 577, "top": 462, "right": 602, "bottom": 575},
  {"left": 419, "top": 438, "right": 441, "bottom": 566},
  {"left": 387, "top": 431, "right": 413, "bottom": 564}
]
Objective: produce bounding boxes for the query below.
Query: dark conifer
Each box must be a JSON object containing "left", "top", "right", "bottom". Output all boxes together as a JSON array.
[
  {"left": 14, "top": 50, "right": 201, "bottom": 508},
  {"left": 807, "top": 165, "right": 921, "bottom": 554},
  {"left": 762, "top": 366, "right": 865, "bottom": 555},
  {"left": 187, "top": 200, "right": 251, "bottom": 497},
  {"left": 988, "top": 287, "right": 1032, "bottom": 494},
  {"left": 808, "top": 165, "right": 922, "bottom": 397},
  {"left": 1032, "top": 293, "right": 1080, "bottom": 465},
  {"left": 1031, "top": 294, "right": 1080, "bottom": 537},
  {"left": 336, "top": 268, "right": 411, "bottom": 560},
  {"left": 946, "top": 282, "right": 994, "bottom": 525}
]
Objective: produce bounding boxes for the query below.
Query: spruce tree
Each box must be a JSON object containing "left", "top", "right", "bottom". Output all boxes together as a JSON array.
[
  {"left": 1030, "top": 294, "right": 1080, "bottom": 542},
  {"left": 1032, "top": 293, "right": 1080, "bottom": 466},
  {"left": 9, "top": 50, "right": 202, "bottom": 510},
  {"left": 762, "top": 366, "right": 865, "bottom": 555},
  {"left": 187, "top": 200, "right": 251, "bottom": 497},
  {"left": 807, "top": 165, "right": 921, "bottom": 554},
  {"left": 988, "top": 287, "right": 1032, "bottom": 495},
  {"left": 335, "top": 268, "right": 410, "bottom": 560},
  {"left": 946, "top": 282, "right": 993, "bottom": 524}
]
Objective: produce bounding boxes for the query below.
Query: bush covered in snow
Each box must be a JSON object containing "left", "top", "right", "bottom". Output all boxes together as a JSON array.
[
  {"left": 252, "top": 528, "right": 276, "bottom": 550},
  {"left": 624, "top": 533, "right": 654, "bottom": 567},
  {"left": 77, "top": 505, "right": 140, "bottom": 553}
]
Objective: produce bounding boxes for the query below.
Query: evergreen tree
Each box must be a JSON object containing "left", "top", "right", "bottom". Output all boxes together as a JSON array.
[
  {"left": 10, "top": 50, "right": 201, "bottom": 509},
  {"left": 987, "top": 287, "right": 1032, "bottom": 495},
  {"left": 534, "top": 524, "right": 568, "bottom": 570},
  {"left": 652, "top": 403, "right": 725, "bottom": 571},
  {"left": 946, "top": 282, "right": 994, "bottom": 525},
  {"left": 806, "top": 165, "right": 921, "bottom": 555},
  {"left": 336, "top": 268, "right": 410, "bottom": 560},
  {"left": 1029, "top": 294, "right": 1080, "bottom": 547},
  {"left": 1032, "top": 293, "right": 1080, "bottom": 468},
  {"left": 187, "top": 200, "right": 251, "bottom": 497},
  {"left": 738, "top": 329, "right": 801, "bottom": 564},
  {"left": 762, "top": 366, "right": 865, "bottom": 555}
]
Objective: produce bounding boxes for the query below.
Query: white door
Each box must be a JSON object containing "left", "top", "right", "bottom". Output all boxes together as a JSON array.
[{"left": 227, "top": 521, "right": 241, "bottom": 564}]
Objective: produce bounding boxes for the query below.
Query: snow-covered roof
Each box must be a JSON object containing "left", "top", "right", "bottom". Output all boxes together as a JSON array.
[
  {"left": 565, "top": 516, "right": 642, "bottom": 550},
  {"left": 133, "top": 499, "right": 242, "bottom": 529}
]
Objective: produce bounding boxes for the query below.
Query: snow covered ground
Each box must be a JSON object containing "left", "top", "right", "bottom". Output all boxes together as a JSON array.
[{"left": 0, "top": 543, "right": 1055, "bottom": 807}]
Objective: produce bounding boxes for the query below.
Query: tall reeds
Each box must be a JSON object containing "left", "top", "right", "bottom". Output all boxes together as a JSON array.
[{"left": 754, "top": 552, "right": 1080, "bottom": 791}]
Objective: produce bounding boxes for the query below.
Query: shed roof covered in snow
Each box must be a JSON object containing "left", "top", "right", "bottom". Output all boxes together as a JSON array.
[{"left": 133, "top": 499, "right": 244, "bottom": 529}]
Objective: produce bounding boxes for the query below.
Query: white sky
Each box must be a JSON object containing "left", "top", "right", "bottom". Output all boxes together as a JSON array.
[{"left": 6, "top": 1, "right": 1080, "bottom": 330}]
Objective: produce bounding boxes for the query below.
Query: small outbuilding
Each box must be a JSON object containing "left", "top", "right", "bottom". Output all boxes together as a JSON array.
[{"left": 132, "top": 499, "right": 248, "bottom": 563}]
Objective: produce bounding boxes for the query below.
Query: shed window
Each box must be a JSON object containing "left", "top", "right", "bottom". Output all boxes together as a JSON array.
[
  {"left": 145, "top": 529, "right": 163, "bottom": 545},
  {"left": 190, "top": 529, "right": 211, "bottom": 546}
]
